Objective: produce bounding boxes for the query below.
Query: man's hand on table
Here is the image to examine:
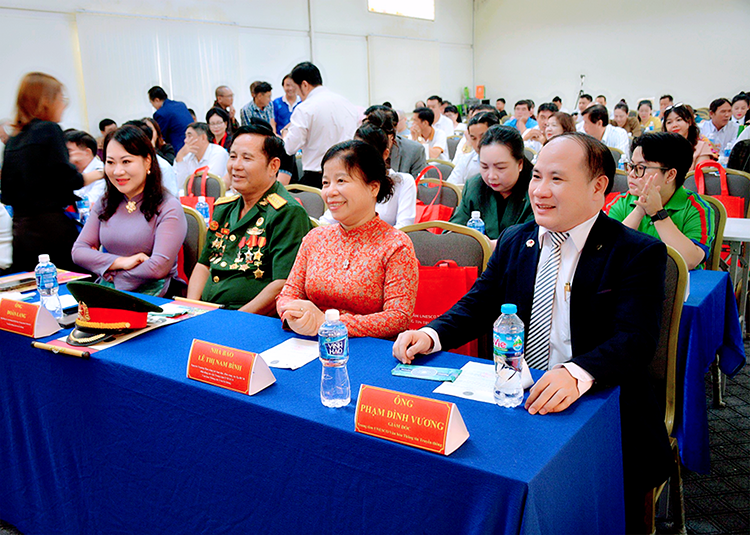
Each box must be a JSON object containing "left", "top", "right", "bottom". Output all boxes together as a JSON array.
[
  {"left": 392, "top": 330, "right": 434, "bottom": 364},
  {"left": 525, "top": 367, "right": 581, "bottom": 415}
]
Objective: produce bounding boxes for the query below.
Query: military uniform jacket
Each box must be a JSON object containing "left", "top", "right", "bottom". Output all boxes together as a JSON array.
[{"left": 199, "top": 181, "right": 312, "bottom": 309}]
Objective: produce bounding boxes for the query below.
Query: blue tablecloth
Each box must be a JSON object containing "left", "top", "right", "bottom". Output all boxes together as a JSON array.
[
  {"left": 0, "top": 303, "right": 625, "bottom": 534},
  {"left": 676, "top": 270, "right": 746, "bottom": 473}
]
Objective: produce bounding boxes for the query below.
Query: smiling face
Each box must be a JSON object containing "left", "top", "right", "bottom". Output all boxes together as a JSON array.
[
  {"left": 478, "top": 143, "right": 522, "bottom": 198},
  {"left": 529, "top": 137, "right": 606, "bottom": 232},
  {"left": 208, "top": 115, "right": 227, "bottom": 139},
  {"left": 321, "top": 156, "right": 379, "bottom": 230},
  {"left": 227, "top": 134, "right": 278, "bottom": 198},
  {"left": 545, "top": 117, "right": 563, "bottom": 140},
  {"left": 664, "top": 112, "right": 690, "bottom": 138},
  {"left": 105, "top": 140, "right": 150, "bottom": 199},
  {"left": 283, "top": 78, "right": 297, "bottom": 100}
]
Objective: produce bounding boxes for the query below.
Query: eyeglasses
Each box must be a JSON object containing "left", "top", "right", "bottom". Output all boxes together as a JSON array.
[{"left": 624, "top": 162, "right": 670, "bottom": 178}]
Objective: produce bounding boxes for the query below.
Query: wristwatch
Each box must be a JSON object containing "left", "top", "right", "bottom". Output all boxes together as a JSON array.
[{"left": 650, "top": 209, "right": 669, "bottom": 222}]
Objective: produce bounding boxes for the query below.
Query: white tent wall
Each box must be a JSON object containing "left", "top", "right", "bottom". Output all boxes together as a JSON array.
[{"left": 0, "top": 0, "right": 474, "bottom": 135}]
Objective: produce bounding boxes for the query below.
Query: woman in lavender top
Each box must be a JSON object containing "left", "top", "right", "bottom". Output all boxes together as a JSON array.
[{"left": 72, "top": 125, "right": 187, "bottom": 296}]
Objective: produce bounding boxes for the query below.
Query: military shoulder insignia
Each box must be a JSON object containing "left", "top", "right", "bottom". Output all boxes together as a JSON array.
[
  {"left": 214, "top": 195, "right": 240, "bottom": 206},
  {"left": 267, "top": 193, "right": 288, "bottom": 210}
]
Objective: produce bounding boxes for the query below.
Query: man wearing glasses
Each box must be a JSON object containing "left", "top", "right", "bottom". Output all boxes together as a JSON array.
[{"left": 607, "top": 132, "right": 716, "bottom": 270}]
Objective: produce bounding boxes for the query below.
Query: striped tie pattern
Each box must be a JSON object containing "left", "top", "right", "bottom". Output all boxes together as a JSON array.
[{"left": 526, "top": 231, "right": 569, "bottom": 370}]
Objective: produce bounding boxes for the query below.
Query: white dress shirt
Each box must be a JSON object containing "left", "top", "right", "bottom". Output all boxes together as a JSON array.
[
  {"left": 319, "top": 170, "right": 416, "bottom": 229},
  {"left": 451, "top": 135, "right": 469, "bottom": 165},
  {"left": 601, "top": 124, "right": 631, "bottom": 159},
  {"left": 283, "top": 85, "right": 359, "bottom": 172},
  {"left": 158, "top": 155, "right": 178, "bottom": 197},
  {"left": 174, "top": 143, "right": 229, "bottom": 191},
  {"left": 449, "top": 150, "right": 480, "bottom": 186},
  {"left": 700, "top": 119, "right": 739, "bottom": 153},
  {"left": 74, "top": 157, "right": 105, "bottom": 205},
  {"left": 421, "top": 128, "right": 449, "bottom": 162},
  {"left": 433, "top": 114, "right": 455, "bottom": 138}
]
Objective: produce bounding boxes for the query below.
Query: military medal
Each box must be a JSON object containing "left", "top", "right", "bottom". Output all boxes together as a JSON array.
[{"left": 254, "top": 268, "right": 264, "bottom": 279}]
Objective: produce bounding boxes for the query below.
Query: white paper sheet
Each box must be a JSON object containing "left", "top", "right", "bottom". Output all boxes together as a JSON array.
[
  {"left": 433, "top": 361, "right": 534, "bottom": 404},
  {"left": 32, "top": 293, "right": 78, "bottom": 309},
  {"left": 259, "top": 338, "right": 319, "bottom": 370}
]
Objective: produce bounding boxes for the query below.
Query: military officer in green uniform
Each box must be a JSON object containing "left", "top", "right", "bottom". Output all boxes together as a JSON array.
[{"left": 187, "top": 124, "right": 312, "bottom": 313}]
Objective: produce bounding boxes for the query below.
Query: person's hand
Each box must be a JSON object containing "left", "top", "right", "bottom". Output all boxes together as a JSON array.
[
  {"left": 228, "top": 105, "right": 236, "bottom": 118},
  {"left": 410, "top": 124, "right": 422, "bottom": 141},
  {"left": 627, "top": 173, "right": 646, "bottom": 197},
  {"left": 633, "top": 173, "right": 662, "bottom": 217},
  {"left": 187, "top": 138, "right": 200, "bottom": 156},
  {"left": 392, "top": 330, "right": 434, "bottom": 364},
  {"left": 109, "top": 253, "right": 149, "bottom": 272},
  {"left": 524, "top": 367, "right": 580, "bottom": 415},
  {"left": 278, "top": 299, "right": 325, "bottom": 336}
]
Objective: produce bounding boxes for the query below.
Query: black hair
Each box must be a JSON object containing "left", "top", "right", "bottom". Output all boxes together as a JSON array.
[
  {"left": 382, "top": 101, "right": 392, "bottom": 108},
  {"left": 514, "top": 100, "right": 530, "bottom": 110},
  {"left": 291, "top": 62, "right": 323, "bottom": 87},
  {"left": 142, "top": 117, "right": 165, "bottom": 149},
  {"left": 101, "top": 125, "right": 163, "bottom": 222},
  {"left": 427, "top": 95, "right": 443, "bottom": 104},
  {"left": 661, "top": 104, "right": 700, "bottom": 148},
  {"left": 614, "top": 102, "right": 629, "bottom": 113},
  {"left": 552, "top": 132, "right": 615, "bottom": 195},
  {"left": 188, "top": 109, "right": 196, "bottom": 120},
  {"left": 413, "top": 107, "right": 434, "bottom": 125},
  {"left": 496, "top": 98, "right": 506, "bottom": 104},
  {"left": 364, "top": 104, "right": 399, "bottom": 129},
  {"left": 469, "top": 103, "right": 496, "bottom": 115},
  {"left": 631, "top": 133, "right": 693, "bottom": 188},
  {"left": 206, "top": 107, "right": 230, "bottom": 126},
  {"left": 187, "top": 122, "right": 210, "bottom": 138},
  {"left": 709, "top": 98, "right": 731, "bottom": 113},
  {"left": 637, "top": 100, "right": 653, "bottom": 110},
  {"left": 148, "top": 86, "right": 168, "bottom": 101},
  {"left": 596, "top": 94, "right": 607, "bottom": 102},
  {"left": 98, "top": 118, "right": 116, "bottom": 132},
  {"left": 660, "top": 95, "right": 674, "bottom": 103},
  {"left": 64, "top": 129, "right": 97, "bottom": 155},
  {"left": 321, "top": 140, "right": 394, "bottom": 203},
  {"left": 362, "top": 109, "right": 396, "bottom": 138},
  {"left": 251, "top": 81, "right": 273, "bottom": 96},
  {"left": 355, "top": 123, "right": 389, "bottom": 157},
  {"left": 552, "top": 96, "right": 562, "bottom": 103},
  {"left": 231, "top": 122, "right": 285, "bottom": 163},
  {"left": 122, "top": 119, "right": 153, "bottom": 142},
  {"left": 467, "top": 111, "right": 500, "bottom": 129},
  {"left": 580, "top": 94, "right": 593, "bottom": 102},
  {"left": 582, "top": 104, "right": 609, "bottom": 127},
  {"left": 477, "top": 125, "right": 533, "bottom": 190},
  {"left": 731, "top": 93, "right": 749, "bottom": 106},
  {"left": 444, "top": 105, "right": 461, "bottom": 122},
  {"left": 281, "top": 73, "right": 292, "bottom": 85},
  {"left": 538, "top": 102, "right": 559, "bottom": 114}
]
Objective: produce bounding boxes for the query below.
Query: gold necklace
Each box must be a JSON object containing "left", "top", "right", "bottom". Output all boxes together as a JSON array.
[{"left": 126, "top": 200, "right": 137, "bottom": 213}]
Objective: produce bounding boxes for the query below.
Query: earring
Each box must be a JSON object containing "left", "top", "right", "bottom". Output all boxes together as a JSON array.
[{"left": 147, "top": 169, "right": 151, "bottom": 175}]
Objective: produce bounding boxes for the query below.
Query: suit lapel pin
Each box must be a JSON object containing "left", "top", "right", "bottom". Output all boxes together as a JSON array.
[
  {"left": 526, "top": 239, "right": 535, "bottom": 248},
  {"left": 596, "top": 244, "right": 603, "bottom": 251}
]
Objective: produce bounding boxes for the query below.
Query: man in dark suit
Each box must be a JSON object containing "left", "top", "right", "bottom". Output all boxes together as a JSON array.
[
  {"left": 391, "top": 134, "right": 427, "bottom": 177},
  {"left": 394, "top": 132, "right": 672, "bottom": 533}
]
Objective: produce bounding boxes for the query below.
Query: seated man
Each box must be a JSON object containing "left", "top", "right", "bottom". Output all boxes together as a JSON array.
[
  {"left": 522, "top": 102, "right": 558, "bottom": 152},
  {"left": 410, "top": 107, "right": 449, "bottom": 161},
  {"left": 64, "top": 130, "right": 105, "bottom": 206},
  {"left": 426, "top": 95, "right": 455, "bottom": 137},
  {"left": 504, "top": 100, "right": 538, "bottom": 135},
  {"left": 574, "top": 93, "right": 593, "bottom": 122},
  {"left": 607, "top": 132, "right": 715, "bottom": 270},
  {"left": 174, "top": 122, "right": 229, "bottom": 190},
  {"left": 700, "top": 98, "right": 739, "bottom": 154},
  {"left": 394, "top": 132, "right": 673, "bottom": 534},
  {"left": 187, "top": 124, "right": 312, "bottom": 312},
  {"left": 449, "top": 111, "right": 499, "bottom": 186},
  {"left": 581, "top": 104, "right": 630, "bottom": 158},
  {"left": 240, "top": 81, "right": 276, "bottom": 132},
  {"left": 96, "top": 118, "right": 117, "bottom": 159}
]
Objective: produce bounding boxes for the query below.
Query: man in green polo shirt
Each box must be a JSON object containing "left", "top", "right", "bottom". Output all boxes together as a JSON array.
[
  {"left": 606, "top": 132, "right": 715, "bottom": 270},
  {"left": 187, "top": 124, "right": 312, "bottom": 312}
]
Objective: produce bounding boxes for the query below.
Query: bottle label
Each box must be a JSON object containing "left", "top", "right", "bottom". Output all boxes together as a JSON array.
[
  {"left": 36, "top": 269, "right": 58, "bottom": 290},
  {"left": 320, "top": 336, "right": 348, "bottom": 360},
  {"left": 493, "top": 331, "right": 523, "bottom": 371}
]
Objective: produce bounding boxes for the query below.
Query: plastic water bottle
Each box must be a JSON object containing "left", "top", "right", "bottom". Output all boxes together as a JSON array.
[
  {"left": 467, "top": 210, "right": 485, "bottom": 235},
  {"left": 34, "top": 254, "right": 62, "bottom": 320},
  {"left": 493, "top": 303, "right": 525, "bottom": 408},
  {"left": 720, "top": 145, "right": 732, "bottom": 167},
  {"left": 76, "top": 196, "right": 90, "bottom": 225},
  {"left": 195, "top": 196, "right": 210, "bottom": 226},
  {"left": 318, "top": 309, "right": 351, "bottom": 408}
]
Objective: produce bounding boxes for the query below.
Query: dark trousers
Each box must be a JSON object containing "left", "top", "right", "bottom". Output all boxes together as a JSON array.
[{"left": 300, "top": 171, "right": 323, "bottom": 189}]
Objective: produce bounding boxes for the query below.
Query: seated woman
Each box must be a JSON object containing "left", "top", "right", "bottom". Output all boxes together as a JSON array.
[
  {"left": 543, "top": 111, "right": 576, "bottom": 142},
  {"left": 143, "top": 117, "right": 175, "bottom": 165},
  {"left": 637, "top": 100, "right": 662, "bottom": 133},
  {"left": 277, "top": 140, "right": 419, "bottom": 338},
  {"left": 319, "top": 110, "right": 416, "bottom": 228},
  {"left": 662, "top": 103, "right": 719, "bottom": 170},
  {"left": 206, "top": 107, "right": 232, "bottom": 150},
  {"left": 72, "top": 125, "right": 187, "bottom": 296},
  {"left": 444, "top": 104, "right": 466, "bottom": 134},
  {"left": 607, "top": 132, "right": 715, "bottom": 270},
  {"left": 612, "top": 101, "right": 642, "bottom": 138},
  {"left": 450, "top": 125, "right": 535, "bottom": 244}
]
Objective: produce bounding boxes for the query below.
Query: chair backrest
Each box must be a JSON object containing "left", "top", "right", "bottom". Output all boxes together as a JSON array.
[
  {"left": 694, "top": 107, "right": 710, "bottom": 121},
  {"left": 285, "top": 184, "right": 326, "bottom": 219},
  {"left": 401, "top": 221, "right": 492, "bottom": 274},
  {"left": 684, "top": 167, "right": 750, "bottom": 217},
  {"left": 523, "top": 147, "right": 537, "bottom": 162},
  {"left": 182, "top": 205, "right": 207, "bottom": 280},
  {"left": 447, "top": 135, "right": 462, "bottom": 161},
  {"left": 648, "top": 245, "right": 688, "bottom": 436},
  {"left": 184, "top": 172, "right": 226, "bottom": 198},
  {"left": 609, "top": 147, "right": 624, "bottom": 165},
  {"left": 699, "top": 194, "right": 727, "bottom": 271},
  {"left": 425, "top": 159, "right": 455, "bottom": 181},
  {"left": 416, "top": 178, "right": 462, "bottom": 209},
  {"left": 612, "top": 169, "right": 628, "bottom": 193}
]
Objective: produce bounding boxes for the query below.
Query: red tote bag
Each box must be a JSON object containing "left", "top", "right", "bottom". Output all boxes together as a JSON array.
[
  {"left": 414, "top": 166, "right": 454, "bottom": 232},
  {"left": 694, "top": 160, "right": 745, "bottom": 218},
  {"left": 180, "top": 166, "right": 216, "bottom": 219},
  {"left": 410, "top": 260, "right": 479, "bottom": 357}
]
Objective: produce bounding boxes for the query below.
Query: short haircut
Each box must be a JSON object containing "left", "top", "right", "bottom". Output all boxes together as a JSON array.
[
  {"left": 467, "top": 111, "right": 500, "bottom": 129},
  {"left": 709, "top": 98, "right": 731, "bottom": 113},
  {"left": 496, "top": 98, "right": 506, "bottom": 104},
  {"left": 632, "top": 132, "right": 693, "bottom": 188},
  {"left": 251, "top": 81, "right": 272, "bottom": 96},
  {"left": 596, "top": 94, "right": 607, "bottom": 102},
  {"left": 64, "top": 129, "right": 97, "bottom": 155},
  {"left": 427, "top": 95, "right": 443, "bottom": 104},
  {"left": 413, "top": 107, "right": 434, "bottom": 125},
  {"left": 231, "top": 122, "right": 285, "bottom": 163},
  {"left": 382, "top": 101, "right": 392, "bottom": 108},
  {"left": 469, "top": 103, "right": 496, "bottom": 115},
  {"left": 637, "top": 100, "right": 653, "bottom": 110},
  {"left": 98, "top": 118, "right": 116, "bottom": 132},
  {"left": 322, "top": 140, "right": 394, "bottom": 203},
  {"left": 552, "top": 96, "right": 562, "bottom": 103},
  {"left": 580, "top": 94, "right": 593, "bottom": 102},
  {"left": 538, "top": 102, "right": 559, "bottom": 114},
  {"left": 659, "top": 95, "right": 674, "bottom": 102},
  {"left": 122, "top": 119, "right": 153, "bottom": 142},
  {"left": 553, "top": 132, "right": 615, "bottom": 195},
  {"left": 281, "top": 74, "right": 292, "bottom": 85},
  {"left": 187, "top": 122, "right": 210, "bottom": 138},
  {"left": 549, "top": 112, "right": 576, "bottom": 134},
  {"left": 582, "top": 104, "right": 609, "bottom": 127},
  {"left": 731, "top": 93, "right": 749, "bottom": 106},
  {"left": 514, "top": 100, "right": 530, "bottom": 110},
  {"left": 291, "top": 62, "right": 323, "bottom": 87},
  {"left": 614, "top": 101, "right": 629, "bottom": 113},
  {"left": 215, "top": 85, "right": 230, "bottom": 98},
  {"left": 148, "top": 86, "right": 168, "bottom": 101}
]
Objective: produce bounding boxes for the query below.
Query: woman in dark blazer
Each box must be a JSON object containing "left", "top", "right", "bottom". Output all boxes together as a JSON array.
[{"left": 1, "top": 72, "right": 103, "bottom": 272}]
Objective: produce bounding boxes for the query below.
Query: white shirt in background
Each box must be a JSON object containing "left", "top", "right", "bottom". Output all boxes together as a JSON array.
[
  {"left": 283, "top": 85, "right": 359, "bottom": 172},
  {"left": 158, "top": 155, "right": 179, "bottom": 197},
  {"left": 449, "top": 150, "right": 480, "bottom": 186},
  {"left": 700, "top": 120, "right": 739, "bottom": 153},
  {"left": 174, "top": 143, "right": 229, "bottom": 191},
  {"left": 421, "top": 128, "right": 449, "bottom": 162},
  {"left": 600, "top": 124, "right": 631, "bottom": 158},
  {"left": 74, "top": 157, "right": 106, "bottom": 205}
]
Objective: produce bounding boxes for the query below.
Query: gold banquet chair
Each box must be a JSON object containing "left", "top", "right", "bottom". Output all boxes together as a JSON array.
[
  {"left": 184, "top": 171, "right": 226, "bottom": 199},
  {"left": 425, "top": 159, "right": 456, "bottom": 182},
  {"left": 416, "top": 178, "right": 462, "bottom": 211}
]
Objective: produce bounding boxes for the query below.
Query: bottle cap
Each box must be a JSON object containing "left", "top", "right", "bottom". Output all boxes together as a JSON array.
[
  {"left": 471, "top": 211, "right": 481, "bottom": 219},
  {"left": 38, "top": 254, "right": 50, "bottom": 263},
  {"left": 325, "top": 309, "right": 340, "bottom": 322},
  {"left": 501, "top": 303, "right": 517, "bottom": 315},
  {"left": 198, "top": 196, "right": 206, "bottom": 203}
]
